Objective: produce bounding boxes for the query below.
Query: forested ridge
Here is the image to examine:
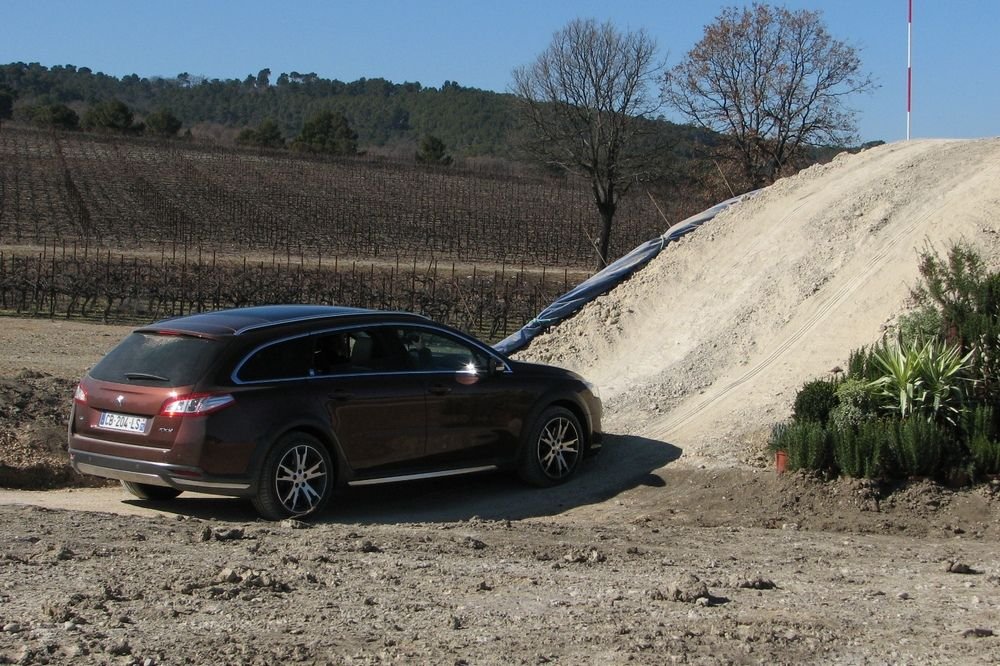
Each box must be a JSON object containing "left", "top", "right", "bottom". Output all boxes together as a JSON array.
[{"left": 0, "top": 61, "right": 724, "bottom": 160}]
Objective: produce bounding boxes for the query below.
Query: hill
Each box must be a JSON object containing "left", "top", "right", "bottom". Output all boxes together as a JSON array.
[
  {"left": 518, "top": 138, "right": 1000, "bottom": 465},
  {"left": 0, "top": 61, "right": 713, "bottom": 159}
]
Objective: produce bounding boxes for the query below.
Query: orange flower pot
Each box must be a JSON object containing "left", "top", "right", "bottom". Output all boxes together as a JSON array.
[{"left": 775, "top": 450, "right": 788, "bottom": 474}]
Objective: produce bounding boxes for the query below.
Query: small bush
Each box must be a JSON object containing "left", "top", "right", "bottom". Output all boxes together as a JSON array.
[
  {"left": 892, "top": 418, "right": 949, "bottom": 477},
  {"left": 793, "top": 379, "right": 839, "bottom": 425},
  {"left": 829, "top": 378, "right": 877, "bottom": 431},
  {"left": 832, "top": 418, "right": 895, "bottom": 478},
  {"left": 897, "top": 306, "right": 942, "bottom": 345},
  {"left": 965, "top": 405, "right": 1000, "bottom": 475},
  {"left": 847, "top": 346, "right": 881, "bottom": 382},
  {"left": 770, "top": 420, "right": 832, "bottom": 472}
]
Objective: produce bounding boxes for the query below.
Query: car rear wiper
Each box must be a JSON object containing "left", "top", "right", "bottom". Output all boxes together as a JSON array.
[{"left": 124, "top": 372, "right": 170, "bottom": 382}]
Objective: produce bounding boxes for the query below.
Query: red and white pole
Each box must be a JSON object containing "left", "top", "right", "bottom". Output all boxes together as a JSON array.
[{"left": 907, "top": 0, "right": 912, "bottom": 140}]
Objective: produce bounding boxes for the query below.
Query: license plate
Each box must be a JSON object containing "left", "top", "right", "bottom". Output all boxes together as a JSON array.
[{"left": 98, "top": 411, "right": 148, "bottom": 434}]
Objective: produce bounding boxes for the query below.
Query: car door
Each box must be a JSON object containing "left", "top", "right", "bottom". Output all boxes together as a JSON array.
[
  {"left": 314, "top": 328, "right": 427, "bottom": 476},
  {"left": 394, "top": 326, "right": 531, "bottom": 467}
]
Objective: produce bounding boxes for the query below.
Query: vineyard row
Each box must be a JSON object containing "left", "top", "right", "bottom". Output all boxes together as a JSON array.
[
  {"left": 0, "top": 126, "right": 686, "bottom": 269},
  {"left": 0, "top": 247, "right": 569, "bottom": 343}
]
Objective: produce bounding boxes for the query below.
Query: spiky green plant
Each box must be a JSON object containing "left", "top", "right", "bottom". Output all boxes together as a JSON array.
[{"left": 868, "top": 336, "right": 974, "bottom": 426}]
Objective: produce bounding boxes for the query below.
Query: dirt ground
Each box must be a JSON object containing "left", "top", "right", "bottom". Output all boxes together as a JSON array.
[
  {"left": 3, "top": 140, "right": 1000, "bottom": 663},
  {"left": 1, "top": 318, "right": 1000, "bottom": 664}
]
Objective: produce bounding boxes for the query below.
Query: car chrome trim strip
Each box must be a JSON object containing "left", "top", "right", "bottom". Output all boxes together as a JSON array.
[
  {"left": 347, "top": 465, "right": 499, "bottom": 486},
  {"left": 170, "top": 478, "right": 252, "bottom": 491},
  {"left": 233, "top": 310, "right": 430, "bottom": 336},
  {"left": 74, "top": 463, "right": 170, "bottom": 487}
]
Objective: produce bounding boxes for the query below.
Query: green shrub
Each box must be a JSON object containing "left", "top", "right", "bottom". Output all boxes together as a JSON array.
[
  {"left": 892, "top": 418, "right": 949, "bottom": 477},
  {"left": 965, "top": 405, "right": 1000, "bottom": 475},
  {"left": 770, "top": 420, "right": 832, "bottom": 472},
  {"left": 829, "top": 378, "right": 877, "bottom": 431},
  {"left": 912, "top": 243, "right": 1000, "bottom": 402},
  {"left": 897, "top": 306, "right": 942, "bottom": 345},
  {"left": 847, "top": 346, "right": 881, "bottom": 382},
  {"left": 793, "top": 379, "right": 839, "bottom": 425},
  {"left": 832, "top": 418, "right": 895, "bottom": 478}
]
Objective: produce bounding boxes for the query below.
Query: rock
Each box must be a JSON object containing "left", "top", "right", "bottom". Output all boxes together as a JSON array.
[
  {"left": 218, "top": 567, "right": 241, "bottom": 584},
  {"left": 731, "top": 575, "right": 776, "bottom": 590},
  {"left": 961, "top": 628, "right": 994, "bottom": 638},
  {"left": 212, "top": 528, "right": 245, "bottom": 541},
  {"left": 667, "top": 574, "right": 710, "bottom": 603},
  {"left": 945, "top": 561, "right": 978, "bottom": 574},
  {"left": 357, "top": 540, "right": 382, "bottom": 553},
  {"left": 563, "top": 548, "right": 605, "bottom": 564},
  {"left": 2, "top": 622, "right": 22, "bottom": 633},
  {"left": 460, "top": 536, "right": 487, "bottom": 550},
  {"left": 281, "top": 518, "right": 310, "bottom": 530}
]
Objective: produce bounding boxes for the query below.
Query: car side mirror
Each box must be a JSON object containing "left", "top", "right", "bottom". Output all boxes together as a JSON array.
[{"left": 488, "top": 357, "right": 506, "bottom": 376}]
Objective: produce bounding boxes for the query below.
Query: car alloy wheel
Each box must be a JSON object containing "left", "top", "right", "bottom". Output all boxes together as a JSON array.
[
  {"left": 253, "top": 433, "right": 333, "bottom": 519},
  {"left": 519, "top": 407, "right": 583, "bottom": 486}
]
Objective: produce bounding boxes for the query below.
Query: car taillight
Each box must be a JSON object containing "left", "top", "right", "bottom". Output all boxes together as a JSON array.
[
  {"left": 74, "top": 385, "right": 87, "bottom": 404},
  {"left": 160, "top": 393, "right": 235, "bottom": 417}
]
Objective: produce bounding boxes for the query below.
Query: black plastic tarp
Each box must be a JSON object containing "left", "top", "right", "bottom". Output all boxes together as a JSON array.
[{"left": 493, "top": 191, "right": 757, "bottom": 356}]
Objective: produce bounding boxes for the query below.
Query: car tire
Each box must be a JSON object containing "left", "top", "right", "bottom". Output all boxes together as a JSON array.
[
  {"left": 518, "top": 406, "right": 584, "bottom": 487},
  {"left": 120, "top": 480, "right": 182, "bottom": 501},
  {"left": 252, "top": 432, "right": 334, "bottom": 520}
]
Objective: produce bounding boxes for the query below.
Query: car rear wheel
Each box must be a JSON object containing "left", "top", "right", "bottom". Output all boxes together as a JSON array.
[
  {"left": 252, "top": 432, "right": 333, "bottom": 520},
  {"left": 518, "top": 407, "right": 583, "bottom": 487},
  {"left": 120, "top": 480, "right": 182, "bottom": 501}
]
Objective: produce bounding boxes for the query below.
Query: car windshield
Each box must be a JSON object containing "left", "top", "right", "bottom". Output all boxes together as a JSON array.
[{"left": 89, "top": 332, "right": 223, "bottom": 387}]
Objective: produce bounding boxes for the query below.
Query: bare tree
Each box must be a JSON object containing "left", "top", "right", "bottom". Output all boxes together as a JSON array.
[
  {"left": 513, "top": 19, "right": 663, "bottom": 270},
  {"left": 663, "top": 4, "right": 875, "bottom": 189}
]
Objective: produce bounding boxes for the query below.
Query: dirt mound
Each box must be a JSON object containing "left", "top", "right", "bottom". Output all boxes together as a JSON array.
[
  {"left": 0, "top": 371, "right": 103, "bottom": 488},
  {"left": 518, "top": 138, "right": 1000, "bottom": 467}
]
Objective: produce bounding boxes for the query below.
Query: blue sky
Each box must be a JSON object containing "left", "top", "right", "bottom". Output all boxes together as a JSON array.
[{"left": 1, "top": 0, "right": 997, "bottom": 143}]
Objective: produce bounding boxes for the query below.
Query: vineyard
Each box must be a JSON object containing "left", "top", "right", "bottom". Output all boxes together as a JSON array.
[{"left": 0, "top": 125, "right": 697, "bottom": 340}]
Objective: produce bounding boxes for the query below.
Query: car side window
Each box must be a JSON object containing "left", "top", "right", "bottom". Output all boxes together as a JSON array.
[
  {"left": 312, "top": 329, "right": 409, "bottom": 375},
  {"left": 238, "top": 337, "right": 313, "bottom": 382},
  {"left": 396, "top": 328, "right": 489, "bottom": 373}
]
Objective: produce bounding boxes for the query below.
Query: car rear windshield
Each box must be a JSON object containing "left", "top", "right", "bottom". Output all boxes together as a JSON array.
[{"left": 89, "top": 332, "right": 224, "bottom": 387}]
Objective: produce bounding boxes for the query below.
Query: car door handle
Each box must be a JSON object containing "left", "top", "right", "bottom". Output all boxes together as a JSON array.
[
  {"left": 328, "top": 390, "right": 354, "bottom": 401},
  {"left": 428, "top": 385, "right": 451, "bottom": 396}
]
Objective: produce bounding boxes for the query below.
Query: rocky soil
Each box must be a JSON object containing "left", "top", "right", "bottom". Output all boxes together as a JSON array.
[
  {"left": 3, "top": 140, "right": 1000, "bottom": 662},
  {"left": 0, "top": 317, "right": 999, "bottom": 664},
  {"left": 1, "top": 476, "right": 999, "bottom": 665}
]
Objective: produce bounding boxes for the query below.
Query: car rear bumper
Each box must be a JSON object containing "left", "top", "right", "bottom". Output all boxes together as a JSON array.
[{"left": 69, "top": 449, "right": 253, "bottom": 497}]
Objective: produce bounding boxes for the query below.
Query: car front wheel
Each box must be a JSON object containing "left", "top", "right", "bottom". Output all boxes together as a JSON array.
[
  {"left": 518, "top": 406, "right": 583, "bottom": 487},
  {"left": 252, "top": 432, "right": 334, "bottom": 520}
]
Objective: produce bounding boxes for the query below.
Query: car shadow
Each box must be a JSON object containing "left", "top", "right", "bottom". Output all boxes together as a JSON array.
[{"left": 124, "top": 433, "right": 681, "bottom": 524}]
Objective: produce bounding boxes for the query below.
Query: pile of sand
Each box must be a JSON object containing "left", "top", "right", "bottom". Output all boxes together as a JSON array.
[{"left": 518, "top": 139, "right": 1000, "bottom": 467}]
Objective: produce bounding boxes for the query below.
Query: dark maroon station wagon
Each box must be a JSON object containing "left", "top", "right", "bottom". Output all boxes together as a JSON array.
[{"left": 68, "top": 305, "right": 602, "bottom": 519}]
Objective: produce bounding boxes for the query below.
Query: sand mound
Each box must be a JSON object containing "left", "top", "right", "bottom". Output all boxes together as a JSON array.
[{"left": 517, "top": 138, "right": 1000, "bottom": 467}]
